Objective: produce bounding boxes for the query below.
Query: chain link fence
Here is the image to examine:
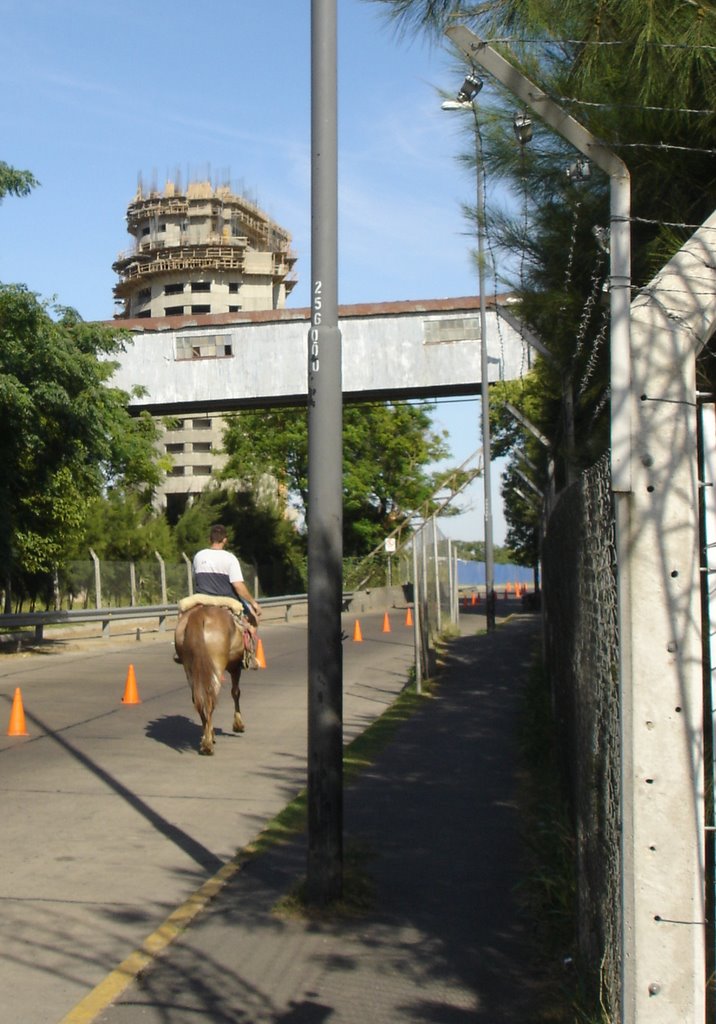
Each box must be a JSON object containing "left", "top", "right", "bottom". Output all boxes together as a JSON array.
[
  {"left": 38, "top": 554, "right": 258, "bottom": 611},
  {"left": 541, "top": 453, "right": 621, "bottom": 1018},
  {"left": 345, "top": 516, "right": 458, "bottom": 691}
]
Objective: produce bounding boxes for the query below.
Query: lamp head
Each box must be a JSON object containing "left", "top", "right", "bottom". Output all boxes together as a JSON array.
[
  {"left": 513, "top": 112, "right": 533, "bottom": 145},
  {"left": 566, "top": 158, "right": 591, "bottom": 181},
  {"left": 456, "top": 73, "right": 483, "bottom": 103}
]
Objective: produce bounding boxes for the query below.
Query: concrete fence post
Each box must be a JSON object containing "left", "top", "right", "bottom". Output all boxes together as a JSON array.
[{"left": 89, "top": 548, "right": 101, "bottom": 610}]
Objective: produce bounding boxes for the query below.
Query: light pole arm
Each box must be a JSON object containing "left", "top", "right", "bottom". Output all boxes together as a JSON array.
[{"left": 446, "top": 26, "right": 627, "bottom": 178}]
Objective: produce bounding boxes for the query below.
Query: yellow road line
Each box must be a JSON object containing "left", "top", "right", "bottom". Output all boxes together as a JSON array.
[{"left": 57, "top": 856, "right": 243, "bottom": 1024}]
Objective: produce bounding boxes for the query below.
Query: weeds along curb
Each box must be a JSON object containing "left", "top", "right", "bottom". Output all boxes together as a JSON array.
[
  {"left": 249, "top": 672, "right": 435, "bottom": 862},
  {"left": 516, "top": 651, "right": 608, "bottom": 1024}
]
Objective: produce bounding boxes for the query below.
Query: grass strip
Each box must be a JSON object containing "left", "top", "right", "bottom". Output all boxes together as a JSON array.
[{"left": 246, "top": 675, "right": 433, "bottom": 864}]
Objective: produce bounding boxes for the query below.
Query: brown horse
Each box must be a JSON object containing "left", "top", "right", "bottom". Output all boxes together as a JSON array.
[{"left": 174, "top": 597, "right": 249, "bottom": 755}]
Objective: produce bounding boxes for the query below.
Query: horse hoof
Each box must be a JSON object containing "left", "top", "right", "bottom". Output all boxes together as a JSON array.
[{"left": 199, "top": 746, "right": 214, "bottom": 756}]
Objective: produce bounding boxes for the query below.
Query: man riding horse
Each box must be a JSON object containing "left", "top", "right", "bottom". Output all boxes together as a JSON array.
[
  {"left": 174, "top": 525, "right": 263, "bottom": 754},
  {"left": 174, "top": 524, "right": 262, "bottom": 668}
]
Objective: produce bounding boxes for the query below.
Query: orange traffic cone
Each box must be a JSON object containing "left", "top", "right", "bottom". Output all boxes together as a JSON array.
[
  {"left": 352, "top": 619, "right": 363, "bottom": 643},
  {"left": 405, "top": 606, "right": 413, "bottom": 627},
  {"left": 256, "top": 637, "right": 267, "bottom": 668},
  {"left": 471, "top": 592, "right": 477, "bottom": 606},
  {"left": 382, "top": 612, "right": 391, "bottom": 633},
  {"left": 121, "top": 664, "right": 141, "bottom": 704},
  {"left": 7, "top": 687, "right": 28, "bottom": 736}
]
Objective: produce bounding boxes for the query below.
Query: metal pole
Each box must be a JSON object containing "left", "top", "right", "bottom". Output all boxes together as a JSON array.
[
  {"left": 306, "top": 0, "right": 343, "bottom": 905},
  {"left": 473, "top": 111, "right": 496, "bottom": 630},
  {"left": 432, "top": 514, "right": 442, "bottom": 633},
  {"left": 412, "top": 537, "right": 422, "bottom": 695}
]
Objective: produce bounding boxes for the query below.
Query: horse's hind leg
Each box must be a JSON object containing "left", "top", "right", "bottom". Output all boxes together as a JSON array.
[
  {"left": 198, "top": 714, "right": 215, "bottom": 755},
  {"left": 196, "top": 699, "right": 216, "bottom": 755},
  {"left": 230, "top": 668, "right": 244, "bottom": 734}
]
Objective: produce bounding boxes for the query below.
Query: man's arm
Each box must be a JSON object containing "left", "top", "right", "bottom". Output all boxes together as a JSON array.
[{"left": 232, "top": 579, "right": 261, "bottom": 618}]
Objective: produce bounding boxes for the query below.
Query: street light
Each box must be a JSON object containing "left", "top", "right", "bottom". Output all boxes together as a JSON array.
[
  {"left": 441, "top": 79, "right": 496, "bottom": 629},
  {"left": 513, "top": 112, "right": 533, "bottom": 145}
]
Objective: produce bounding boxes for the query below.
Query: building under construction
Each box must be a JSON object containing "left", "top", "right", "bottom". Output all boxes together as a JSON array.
[
  {"left": 113, "top": 179, "right": 297, "bottom": 319},
  {"left": 113, "top": 178, "right": 298, "bottom": 519}
]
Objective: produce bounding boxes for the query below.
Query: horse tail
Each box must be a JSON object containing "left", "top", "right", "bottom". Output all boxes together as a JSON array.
[{"left": 184, "top": 608, "right": 223, "bottom": 719}]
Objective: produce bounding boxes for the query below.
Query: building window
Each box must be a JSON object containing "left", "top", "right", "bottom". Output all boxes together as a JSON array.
[
  {"left": 191, "top": 282, "right": 211, "bottom": 293},
  {"left": 166, "top": 443, "right": 185, "bottom": 453},
  {"left": 165, "top": 282, "right": 184, "bottom": 295},
  {"left": 168, "top": 466, "right": 186, "bottom": 477},
  {"left": 135, "top": 310, "right": 151, "bottom": 318},
  {"left": 159, "top": 223, "right": 166, "bottom": 232},
  {"left": 423, "top": 316, "right": 481, "bottom": 344},
  {"left": 192, "top": 419, "right": 212, "bottom": 430},
  {"left": 193, "top": 465, "right": 212, "bottom": 476},
  {"left": 228, "top": 282, "right": 240, "bottom": 293},
  {"left": 141, "top": 226, "right": 150, "bottom": 236},
  {"left": 175, "top": 335, "right": 233, "bottom": 361},
  {"left": 191, "top": 304, "right": 211, "bottom": 314},
  {"left": 165, "top": 305, "right": 184, "bottom": 316},
  {"left": 192, "top": 441, "right": 212, "bottom": 453},
  {"left": 137, "top": 287, "right": 151, "bottom": 304},
  {"left": 229, "top": 306, "right": 241, "bottom": 313}
]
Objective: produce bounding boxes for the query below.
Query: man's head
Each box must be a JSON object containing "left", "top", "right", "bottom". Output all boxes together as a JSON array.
[{"left": 209, "top": 524, "right": 228, "bottom": 546}]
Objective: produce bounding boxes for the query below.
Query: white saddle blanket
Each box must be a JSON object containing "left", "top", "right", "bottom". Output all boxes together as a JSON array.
[{"left": 178, "top": 593, "right": 245, "bottom": 616}]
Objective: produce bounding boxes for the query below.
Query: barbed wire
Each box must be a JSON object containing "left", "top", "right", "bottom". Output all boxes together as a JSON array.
[
  {"left": 578, "top": 313, "right": 610, "bottom": 398},
  {"left": 553, "top": 96, "right": 715, "bottom": 117},
  {"left": 589, "top": 386, "right": 610, "bottom": 429},
  {"left": 488, "top": 37, "right": 716, "bottom": 52},
  {"left": 560, "top": 200, "right": 581, "bottom": 298},
  {"left": 611, "top": 141, "right": 716, "bottom": 154},
  {"left": 630, "top": 217, "right": 716, "bottom": 230},
  {"left": 572, "top": 250, "right": 607, "bottom": 366}
]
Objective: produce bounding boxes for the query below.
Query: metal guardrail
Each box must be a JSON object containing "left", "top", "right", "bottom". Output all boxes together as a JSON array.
[{"left": 0, "top": 592, "right": 354, "bottom": 642}]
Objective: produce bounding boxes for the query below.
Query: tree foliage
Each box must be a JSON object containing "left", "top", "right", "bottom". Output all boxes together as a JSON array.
[
  {"left": 0, "top": 160, "right": 39, "bottom": 202},
  {"left": 173, "top": 487, "right": 307, "bottom": 595},
  {"left": 69, "top": 489, "right": 177, "bottom": 563},
  {"left": 0, "top": 285, "right": 163, "bottom": 604},
  {"left": 369, "top": 0, "right": 716, "bottom": 559},
  {"left": 221, "top": 402, "right": 457, "bottom": 557}
]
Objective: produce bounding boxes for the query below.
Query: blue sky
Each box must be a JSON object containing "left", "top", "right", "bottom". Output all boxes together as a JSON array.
[{"left": 0, "top": 0, "right": 513, "bottom": 545}]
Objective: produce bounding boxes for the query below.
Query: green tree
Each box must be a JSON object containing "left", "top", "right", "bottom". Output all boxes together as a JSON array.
[
  {"left": 173, "top": 487, "right": 306, "bottom": 596},
  {"left": 369, "top": 0, "right": 716, "bottom": 538},
  {"left": 0, "top": 285, "right": 163, "bottom": 609},
  {"left": 70, "top": 489, "right": 177, "bottom": 563},
  {"left": 221, "top": 402, "right": 458, "bottom": 557},
  {"left": 0, "top": 160, "right": 39, "bottom": 202}
]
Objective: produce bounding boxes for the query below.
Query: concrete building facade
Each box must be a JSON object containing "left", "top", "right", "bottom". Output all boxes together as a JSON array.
[
  {"left": 113, "top": 180, "right": 297, "bottom": 319},
  {"left": 112, "top": 179, "right": 297, "bottom": 519}
]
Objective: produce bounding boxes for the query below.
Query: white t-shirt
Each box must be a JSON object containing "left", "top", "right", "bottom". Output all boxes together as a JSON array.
[{"left": 192, "top": 547, "right": 244, "bottom": 598}]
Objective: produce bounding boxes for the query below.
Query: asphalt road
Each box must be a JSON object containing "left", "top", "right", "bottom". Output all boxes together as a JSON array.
[{"left": 0, "top": 609, "right": 415, "bottom": 1024}]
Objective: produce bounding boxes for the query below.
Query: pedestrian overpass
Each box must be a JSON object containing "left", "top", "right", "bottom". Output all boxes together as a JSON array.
[{"left": 107, "top": 295, "right": 533, "bottom": 413}]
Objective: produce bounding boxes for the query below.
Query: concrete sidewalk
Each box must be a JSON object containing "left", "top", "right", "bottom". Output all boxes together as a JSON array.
[{"left": 81, "top": 613, "right": 543, "bottom": 1024}]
